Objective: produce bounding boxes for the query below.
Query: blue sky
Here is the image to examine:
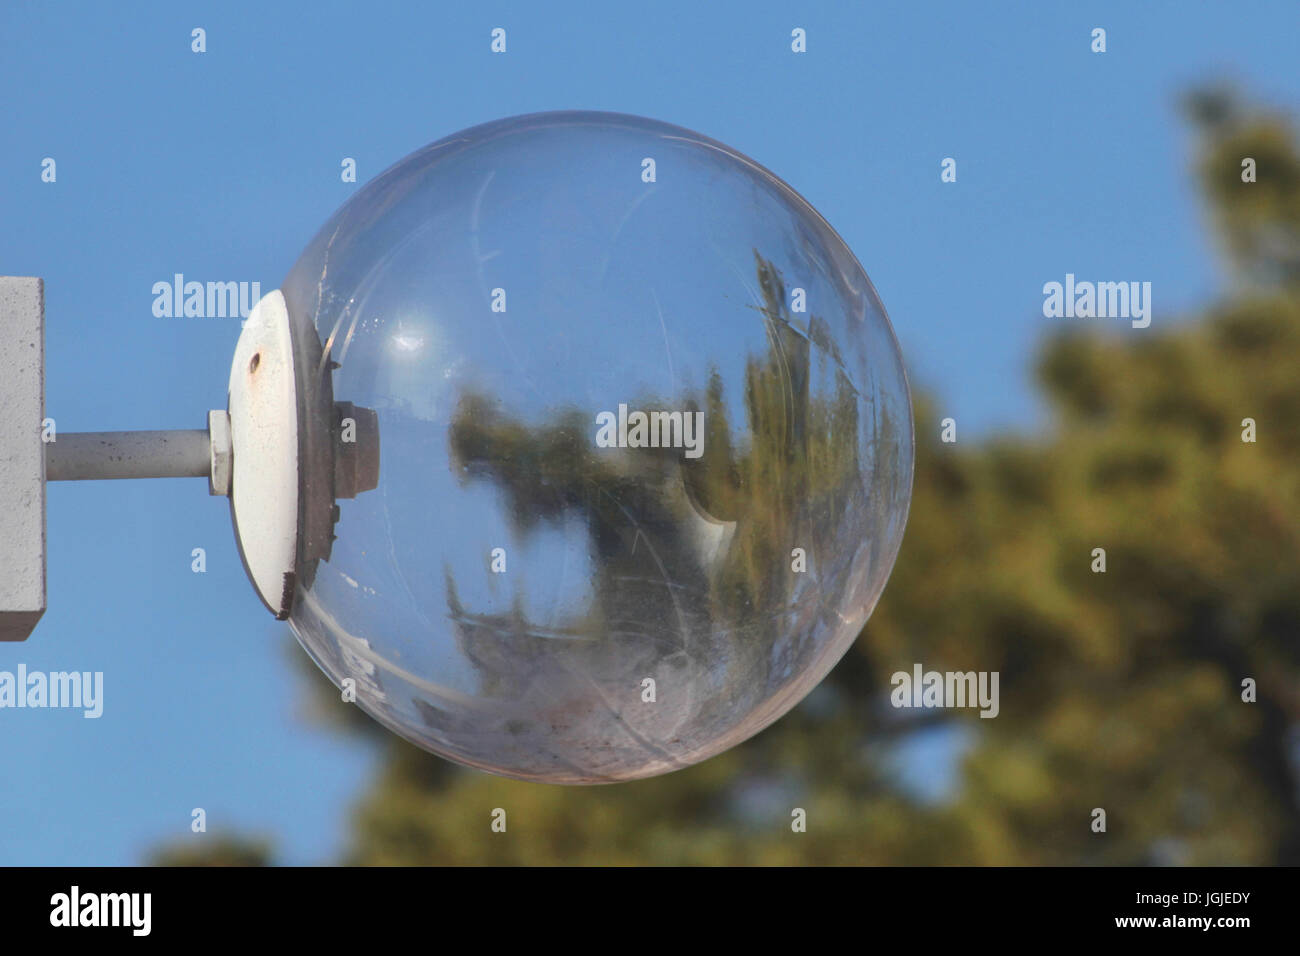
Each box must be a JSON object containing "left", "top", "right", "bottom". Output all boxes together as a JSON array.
[{"left": 1, "top": 1, "right": 1297, "bottom": 864}]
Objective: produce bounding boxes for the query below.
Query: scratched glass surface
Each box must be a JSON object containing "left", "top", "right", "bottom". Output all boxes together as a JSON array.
[{"left": 282, "top": 111, "right": 913, "bottom": 783}]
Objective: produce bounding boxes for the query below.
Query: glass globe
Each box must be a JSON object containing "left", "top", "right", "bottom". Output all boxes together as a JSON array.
[{"left": 281, "top": 111, "right": 913, "bottom": 783}]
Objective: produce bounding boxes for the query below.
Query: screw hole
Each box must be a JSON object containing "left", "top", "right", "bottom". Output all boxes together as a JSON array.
[{"left": 249, "top": 352, "right": 261, "bottom": 373}]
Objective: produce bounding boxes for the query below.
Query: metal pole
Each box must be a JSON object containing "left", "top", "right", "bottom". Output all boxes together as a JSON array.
[{"left": 45, "top": 430, "right": 212, "bottom": 481}]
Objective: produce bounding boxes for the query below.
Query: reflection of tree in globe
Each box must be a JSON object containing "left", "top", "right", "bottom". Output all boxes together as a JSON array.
[{"left": 282, "top": 111, "right": 913, "bottom": 783}]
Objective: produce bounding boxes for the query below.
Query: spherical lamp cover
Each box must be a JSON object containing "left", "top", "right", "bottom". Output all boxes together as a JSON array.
[{"left": 281, "top": 111, "right": 913, "bottom": 783}]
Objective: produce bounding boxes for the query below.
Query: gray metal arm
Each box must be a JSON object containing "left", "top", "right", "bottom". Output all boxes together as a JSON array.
[
  {"left": 45, "top": 430, "right": 212, "bottom": 481},
  {"left": 44, "top": 412, "right": 232, "bottom": 494}
]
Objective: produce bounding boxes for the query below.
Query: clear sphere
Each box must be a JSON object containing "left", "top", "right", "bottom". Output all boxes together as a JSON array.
[{"left": 282, "top": 111, "right": 913, "bottom": 783}]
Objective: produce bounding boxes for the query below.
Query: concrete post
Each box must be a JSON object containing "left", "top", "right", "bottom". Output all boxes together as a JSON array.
[{"left": 0, "top": 277, "right": 46, "bottom": 642}]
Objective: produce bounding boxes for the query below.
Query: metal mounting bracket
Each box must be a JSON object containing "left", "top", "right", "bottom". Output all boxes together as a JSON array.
[{"left": 0, "top": 277, "right": 380, "bottom": 639}]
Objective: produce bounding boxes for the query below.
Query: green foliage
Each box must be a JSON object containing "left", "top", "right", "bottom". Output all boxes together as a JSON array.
[{"left": 148, "top": 834, "right": 273, "bottom": 867}]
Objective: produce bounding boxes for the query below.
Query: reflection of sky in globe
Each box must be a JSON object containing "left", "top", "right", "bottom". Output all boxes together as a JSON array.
[
  {"left": 334, "top": 119, "right": 883, "bottom": 430},
  {"left": 330, "top": 420, "right": 594, "bottom": 694},
  {"left": 341, "top": 174, "right": 795, "bottom": 432}
]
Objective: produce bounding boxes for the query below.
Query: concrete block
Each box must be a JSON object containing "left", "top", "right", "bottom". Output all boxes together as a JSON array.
[{"left": 0, "top": 277, "right": 46, "bottom": 641}]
